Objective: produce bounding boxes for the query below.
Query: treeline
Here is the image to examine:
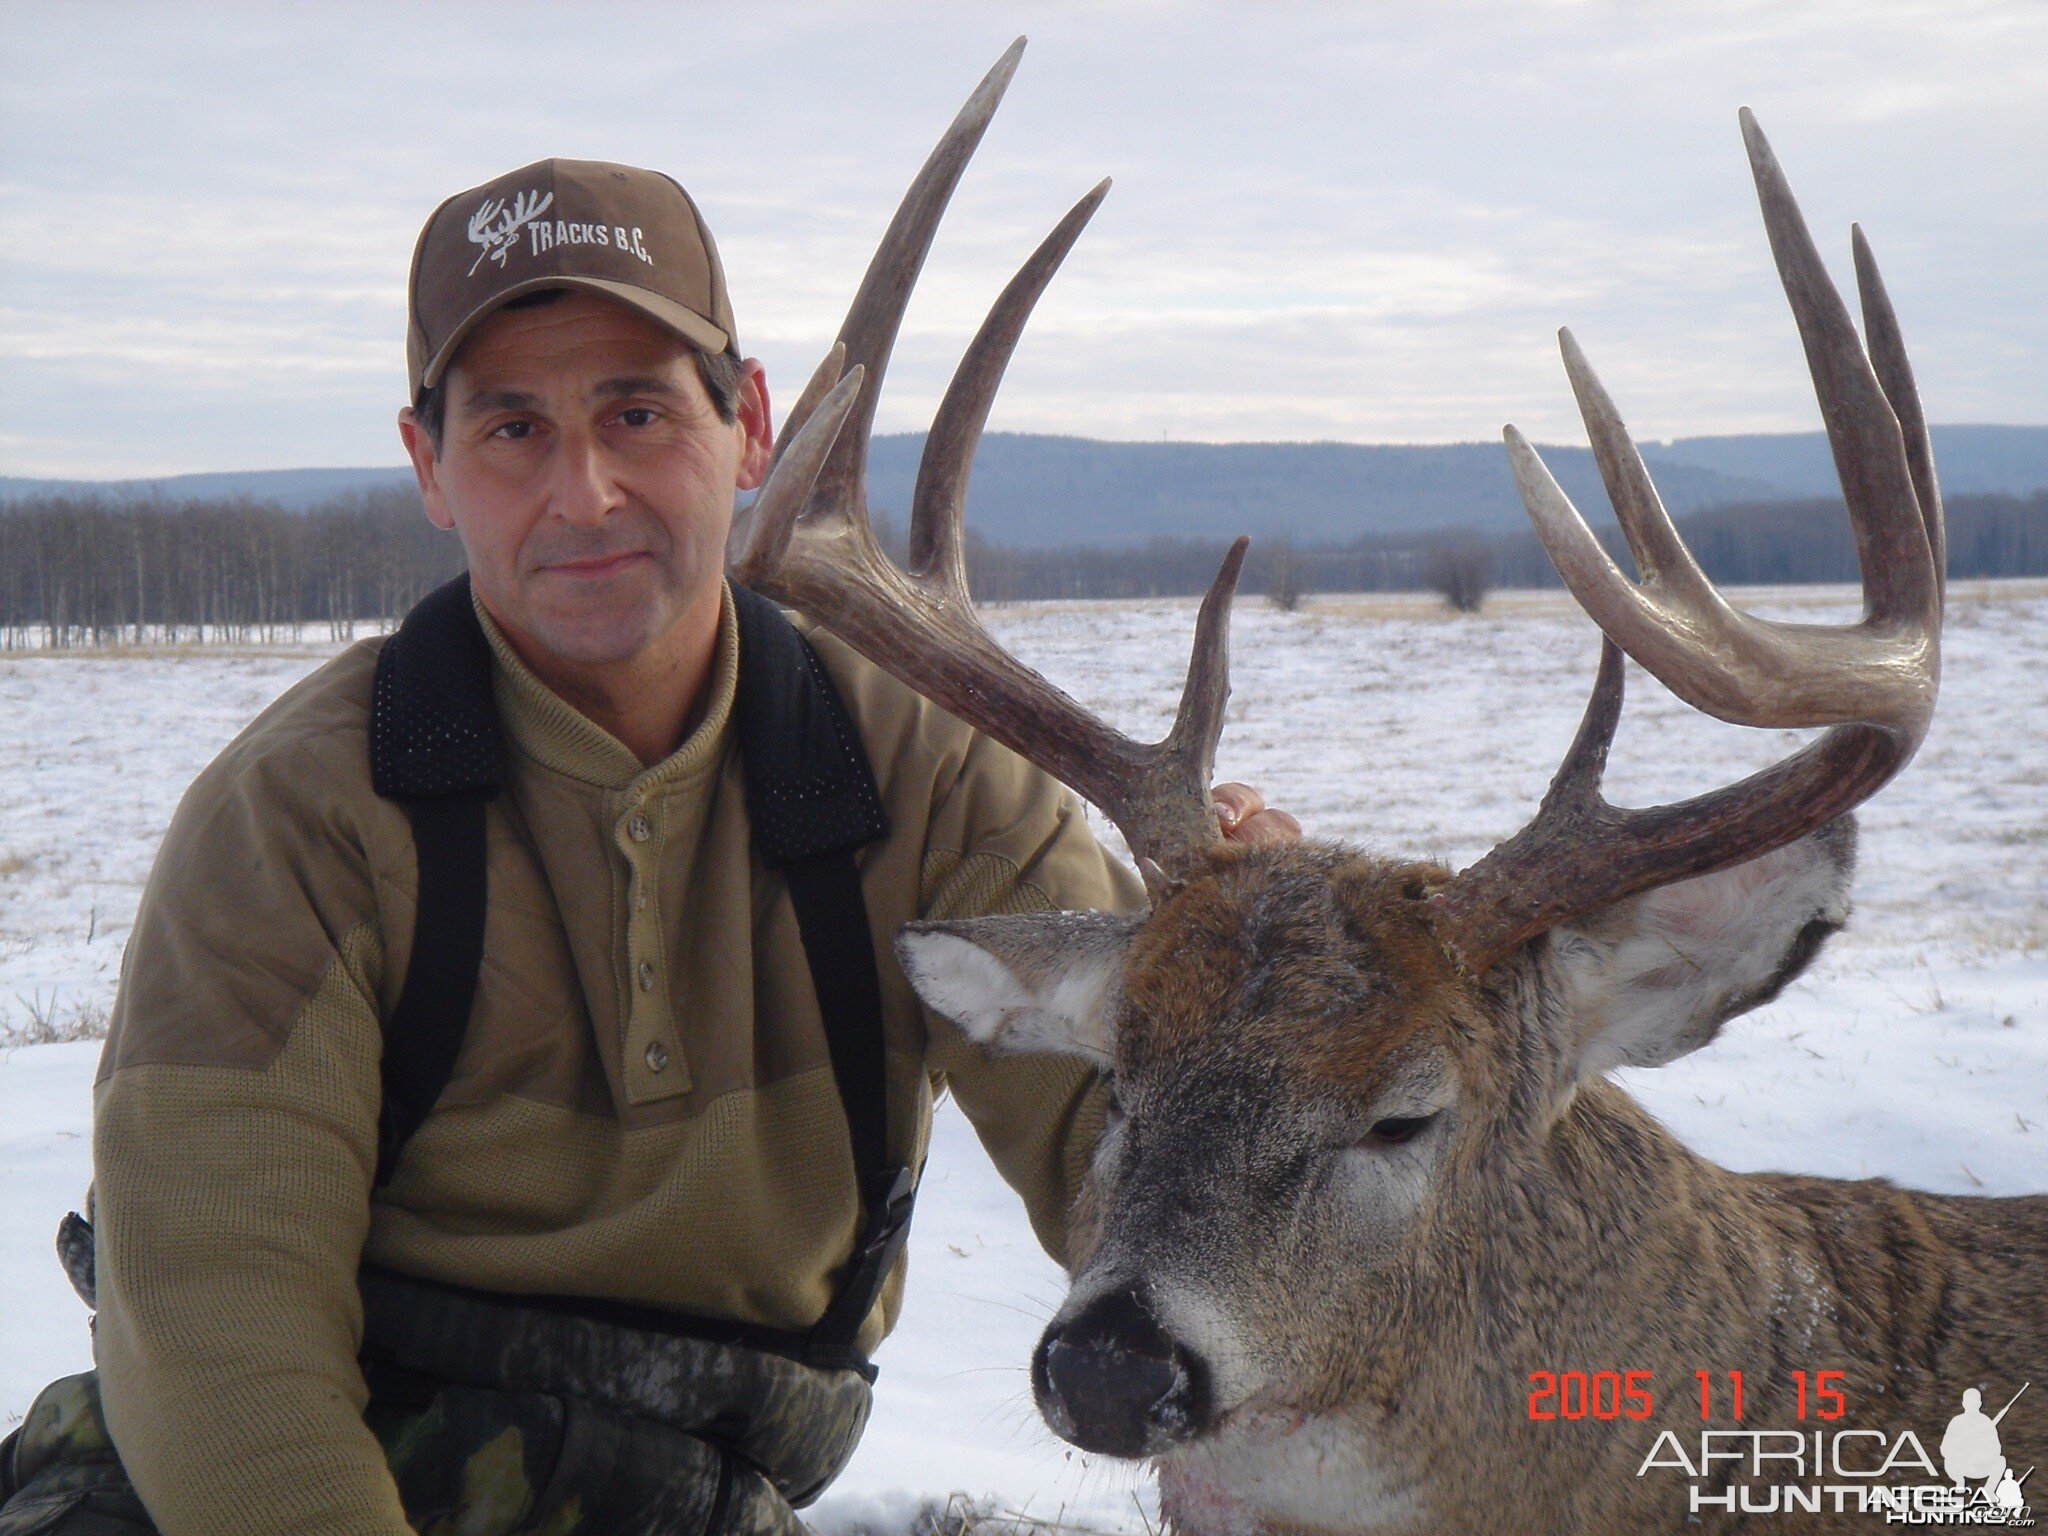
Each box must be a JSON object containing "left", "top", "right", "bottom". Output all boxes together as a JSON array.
[
  {"left": 3, "top": 487, "right": 2042, "bottom": 647},
  {"left": 0, "top": 487, "right": 463, "bottom": 648},
  {"left": 927, "top": 489, "right": 2048, "bottom": 601}
]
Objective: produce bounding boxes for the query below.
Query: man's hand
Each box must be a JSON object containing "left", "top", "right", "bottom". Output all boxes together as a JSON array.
[{"left": 1212, "top": 782, "right": 1302, "bottom": 846}]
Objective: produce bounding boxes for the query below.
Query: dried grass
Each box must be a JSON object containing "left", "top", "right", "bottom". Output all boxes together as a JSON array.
[{"left": 2, "top": 990, "right": 109, "bottom": 1047}]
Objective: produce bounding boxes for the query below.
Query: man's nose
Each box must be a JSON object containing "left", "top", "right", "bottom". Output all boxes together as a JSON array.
[
  {"left": 1031, "top": 1285, "right": 1212, "bottom": 1458},
  {"left": 547, "top": 427, "right": 623, "bottom": 528}
]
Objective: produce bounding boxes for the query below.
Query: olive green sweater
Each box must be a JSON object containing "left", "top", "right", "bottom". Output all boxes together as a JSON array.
[{"left": 90, "top": 582, "right": 1143, "bottom": 1536}]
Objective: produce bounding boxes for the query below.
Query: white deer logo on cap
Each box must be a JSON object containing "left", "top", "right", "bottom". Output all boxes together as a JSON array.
[{"left": 465, "top": 189, "right": 555, "bottom": 276}]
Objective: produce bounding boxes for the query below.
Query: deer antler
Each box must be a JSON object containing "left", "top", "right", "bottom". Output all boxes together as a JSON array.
[
  {"left": 467, "top": 198, "right": 507, "bottom": 245},
  {"left": 1428, "top": 110, "right": 1944, "bottom": 973},
  {"left": 734, "top": 39, "right": 1247, "bottom": 879}
]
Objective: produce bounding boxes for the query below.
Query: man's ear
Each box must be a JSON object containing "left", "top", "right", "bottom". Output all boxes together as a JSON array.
[
  {"left": 1543, "top": 817, "right": 1856, "bottom": 1082},
  {"left": 398, "top": 407, "right": 455, "bottom": 531},
  {"left": 896, "top": 910, "right": 1142, "bottom": 1064},
  {"left": 732, "top": 358, "right": 774, "bottom": 493}
]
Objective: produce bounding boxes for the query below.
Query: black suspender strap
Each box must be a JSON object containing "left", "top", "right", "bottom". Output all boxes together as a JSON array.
[
  {"left": 784, "top": 854, "right": 916, "bottom": 1361},
  {"left": 375, "top": 793, "right": 490, "bottom": 1186},
  {"left": 368, "top": 575, "right": 504, "bottom": 1188},
  {"left": 727, "top": 585, "right": 908, "bottom": 1367}
]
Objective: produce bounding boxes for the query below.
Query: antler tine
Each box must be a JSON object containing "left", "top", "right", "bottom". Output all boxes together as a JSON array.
[
  {"left": 1430, "top": 113, "right": 1944, "bottom": 973},
  {"left": 1430, "top": 702, "right": 1904, "bottom": 975},
  {"left": 1852, "top": 224, "right": 1946, "bottom": 591},
  {"left": 1160, "top": 535, "right": 1251, "bottom": 784},
  {"left": 1429, "top": 639, "right": 1626, "bottom": 955},
  {"left": 766, "top": 342, "right": 847, "bottom": 479},
  {"left": 736, "top": 45, "right": 1242, "bottom": 882},
  {"left": 1561, "top": 330, "right": 1715, "bottom": 603},
  {"left": 1547, "top": 637, "right": 1627, "bottom": 808},
  {"left": 1742, "top": 109, "right": 1939, "bottom": 630},
  {"left": 730, "top": 344, "right": 848, "bottom": 563},
  {"left": 735, "top": 367, "right": 867, "bottom": 581},
  {"left": 1501, "top": 419, "right": 1748, "bottom": 709},
  {"left": 808, "top": 36, "right": 1028, "bottom": 524},
  {"left": 911, "top": 179, "right": 1113, "bottom": 591},
  {"left": 1510, "top": 326, "right": 1934, "bottom": 732}
]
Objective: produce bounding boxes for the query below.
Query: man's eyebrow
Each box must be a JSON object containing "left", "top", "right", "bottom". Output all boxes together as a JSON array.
[
  {"left": 593, "top": 375, "right": 687, "bottom": 401},
  {"left": 455, "top": 387, "right": 542, "bottom": 417}
]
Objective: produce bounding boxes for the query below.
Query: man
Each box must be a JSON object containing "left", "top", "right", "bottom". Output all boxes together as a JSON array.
[{"left": 0, "top": 154, "right": 1294, "bottom": 1535}]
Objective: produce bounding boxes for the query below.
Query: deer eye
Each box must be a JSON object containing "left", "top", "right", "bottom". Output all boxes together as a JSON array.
[{"left": 1361, "top": 1113, "right": 1437, "bottom": 1149}]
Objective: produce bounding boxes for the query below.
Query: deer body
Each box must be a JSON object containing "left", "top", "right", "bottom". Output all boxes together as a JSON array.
[{"left": 726, "top": 39, "right": 2032, "bottom": 1533}]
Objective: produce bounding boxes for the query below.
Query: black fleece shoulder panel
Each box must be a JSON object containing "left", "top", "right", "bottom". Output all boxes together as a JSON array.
[
  {"left": 370, "top": 573, "right": 505, "bottom": 800},
  {"left": 728, "top": 583, "right": 888, "bottom": 866}
]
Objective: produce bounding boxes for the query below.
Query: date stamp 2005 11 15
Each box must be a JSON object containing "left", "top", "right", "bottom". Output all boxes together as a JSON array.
[{"left": 1526, "top": 1369, "right": 1849, "bottom": 1423}]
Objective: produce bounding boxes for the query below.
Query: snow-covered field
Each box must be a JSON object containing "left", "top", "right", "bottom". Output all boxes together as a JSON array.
[{"left": 2, "top": 582, "right": 2043, "bottom": 1528}]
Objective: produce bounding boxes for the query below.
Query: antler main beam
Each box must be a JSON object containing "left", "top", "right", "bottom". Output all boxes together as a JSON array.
[
  {"left": 734, "top": 40, "right": 1247, "bottom": 878},
  {"left": 1430, "top": 111, "right": 1944, "bottom": 973}
]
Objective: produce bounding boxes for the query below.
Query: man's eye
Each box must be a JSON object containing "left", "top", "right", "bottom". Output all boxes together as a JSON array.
[
  {"left": 490, "top": 420, "right": 534, "bottom": 441},
  {"left": 617, "top": 407, "right": 658, "bottom": 428}
]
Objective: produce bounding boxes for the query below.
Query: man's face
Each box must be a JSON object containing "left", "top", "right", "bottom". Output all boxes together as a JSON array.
[{"left": 399, "top": 290, "right": 769, "bottom": 671}]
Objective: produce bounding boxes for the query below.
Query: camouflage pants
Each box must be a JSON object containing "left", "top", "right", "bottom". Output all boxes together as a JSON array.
[
  {"left": 0, "top": 1370, "right": 804, "bottom": 1536},
  {"left": 0, "top": 1272, "right": 874, "bottom": 1536}
]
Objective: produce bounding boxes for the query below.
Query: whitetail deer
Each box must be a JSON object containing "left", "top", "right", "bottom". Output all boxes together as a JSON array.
[{"left": 736, "top": 42, "right": 2045, "bottom": 1535}]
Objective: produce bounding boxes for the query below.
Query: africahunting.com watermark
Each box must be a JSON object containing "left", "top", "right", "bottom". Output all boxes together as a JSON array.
[{"left": 1526, "top": 1370, "right": 2033, "bottom": 1523}]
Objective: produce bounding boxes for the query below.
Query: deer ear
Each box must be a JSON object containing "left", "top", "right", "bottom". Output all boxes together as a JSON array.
[
  {"left": 1545, "top": 818, "right": 1856, "bottom": 1081},
  {"left": 896, "top": 911, "right": 1141, "bottom": 1064}
]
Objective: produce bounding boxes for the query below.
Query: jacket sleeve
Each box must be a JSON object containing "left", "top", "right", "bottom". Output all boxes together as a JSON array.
[
  {"left": 914, "top": 724, "right": 1147, "bottom": 1269},
  {"left": 90, "top": 726, "right": 412, "bottom": 1536}
]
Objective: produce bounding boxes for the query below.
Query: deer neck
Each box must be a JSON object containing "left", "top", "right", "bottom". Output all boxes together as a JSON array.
[{"left": 1440, "top": 1074, "right": 1855, "bottom": 1426}]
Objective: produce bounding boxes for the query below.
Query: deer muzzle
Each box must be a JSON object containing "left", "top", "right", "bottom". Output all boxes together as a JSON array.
[{"left": 1032, "top": 1286, "right": 1213, "bottom": 1458}]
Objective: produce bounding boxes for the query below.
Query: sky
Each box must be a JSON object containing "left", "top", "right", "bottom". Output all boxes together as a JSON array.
[{"left": 1, "top": 0, "right": 2042, "bottom": 479}]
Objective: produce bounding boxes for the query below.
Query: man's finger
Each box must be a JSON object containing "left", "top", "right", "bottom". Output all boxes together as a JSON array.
[
  {"left": 1227, "top": 808, "right": 1303, "bottom": 846},
  {"left": 1211, "top": 782, "right": 1264, "bottom": 830}
]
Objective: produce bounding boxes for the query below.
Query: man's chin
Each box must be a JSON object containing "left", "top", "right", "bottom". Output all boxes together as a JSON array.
[
  {"left": 519, "top": 609, "right": 666, "bottom": 670},
  {"left": 498, "top": 578, "right": 666, "bottom": 667},
  {"left": 509, "top": 568, "right": 685, "bottom": 669}
]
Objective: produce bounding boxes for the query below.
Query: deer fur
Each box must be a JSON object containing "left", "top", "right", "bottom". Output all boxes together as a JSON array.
[{"left": 898, "top": 824, "right": 2047, "bottom": 1534}]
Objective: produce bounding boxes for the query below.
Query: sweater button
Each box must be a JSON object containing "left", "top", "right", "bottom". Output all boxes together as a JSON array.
[
  {"left": 645, "top": 1040, "right": 670, "bottom": 1073},
  {"left": 637, "top": 960, "right": 655, "bottom": 992},
  {"left": 628, "top": 812, "right": 652, "bottom": 843}
]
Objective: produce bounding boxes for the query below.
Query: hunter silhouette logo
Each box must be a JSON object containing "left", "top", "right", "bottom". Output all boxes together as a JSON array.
[
  {"left": 1943, "top": 1386, "right": 2033, "bottom": 1517},
  {"left": 466, "top": 189, "right": 554, "bottom": 276}
]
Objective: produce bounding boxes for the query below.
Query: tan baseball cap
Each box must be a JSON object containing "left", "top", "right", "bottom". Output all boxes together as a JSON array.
[{"left": 406, "top": 157, "right": 737, "bottom": 400}]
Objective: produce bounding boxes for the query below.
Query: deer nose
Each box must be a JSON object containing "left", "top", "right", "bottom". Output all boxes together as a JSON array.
[{"left": 1033, "top": 1287, "right": 1211, "bottom": 1458}]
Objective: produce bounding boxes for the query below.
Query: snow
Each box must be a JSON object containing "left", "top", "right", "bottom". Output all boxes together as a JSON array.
[{"left": 2, "top": 583, "right": 2043, "bottom": 1528}]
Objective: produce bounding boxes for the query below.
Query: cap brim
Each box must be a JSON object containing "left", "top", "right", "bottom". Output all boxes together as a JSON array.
[{"left": 419, "top": 274, "right": 733, "bottom": 393}]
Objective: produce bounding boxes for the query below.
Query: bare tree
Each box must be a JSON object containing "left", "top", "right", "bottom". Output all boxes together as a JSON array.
[
  {"left": 1424, "top": 538, "right": 1492, "bottom": 612},
  {"left": 0, "top": 488, "right": 462, "bottom": 648},
  {"left": 1265, "top": 538, "right": 1304, "bottom": 611}
]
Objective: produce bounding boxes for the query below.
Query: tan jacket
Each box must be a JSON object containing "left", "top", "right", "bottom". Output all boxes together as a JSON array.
[{"left": 90, "top": 582, "right": 1143, "bottom": 1536}]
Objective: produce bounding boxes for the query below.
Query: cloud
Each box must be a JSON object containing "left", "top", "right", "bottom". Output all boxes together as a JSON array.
[{"left": 0, "top": 0, "right": 2041, "bottom": 477}]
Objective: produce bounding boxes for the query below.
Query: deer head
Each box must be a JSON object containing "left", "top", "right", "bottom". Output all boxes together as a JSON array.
[{"left": 732, "top": 42, "right": 1945, "bottom": 1523}]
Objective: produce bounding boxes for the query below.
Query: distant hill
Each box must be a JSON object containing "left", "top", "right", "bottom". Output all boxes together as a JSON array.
[
  {"left": 859, "top": 436, "right": 1776, "bottom": 545},
  {"left": 0, "top": 465, "right": 412, "bottom": 511},
  {"left": 1644, "top": 424, "right": 2048, "bottom": 500},
  {"left": 5, "top": 424, "right": 2043, "bottom": 549}
]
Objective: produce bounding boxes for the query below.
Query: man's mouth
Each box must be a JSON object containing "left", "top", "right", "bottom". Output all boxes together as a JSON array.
[{"left": 540, "top": 550, "right": 650, "bottom": 580}]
